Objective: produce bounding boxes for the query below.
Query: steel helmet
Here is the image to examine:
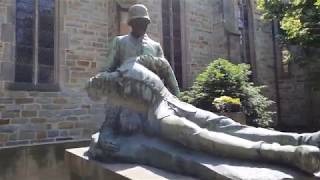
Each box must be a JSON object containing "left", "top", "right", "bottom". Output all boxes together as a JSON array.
[{"left": 127, "top": 4, "right": 151, "bottom": 25}]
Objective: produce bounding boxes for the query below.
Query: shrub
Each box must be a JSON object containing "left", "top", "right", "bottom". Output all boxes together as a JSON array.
[{"left": 179, "top": 58, "right": 274, "bottom": 128}]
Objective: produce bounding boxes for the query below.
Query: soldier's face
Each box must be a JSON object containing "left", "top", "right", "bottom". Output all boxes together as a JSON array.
[{"left": 130, "top": 18, "right": 149, "bottom": 37}]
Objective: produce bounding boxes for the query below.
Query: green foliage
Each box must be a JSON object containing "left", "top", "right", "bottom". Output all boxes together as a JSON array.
[
  {"left": 257, "top": 0, "right": 320, "bottom": 47},
  {"left": 179, "top": 59, "right": 274, "bottom": 127}
]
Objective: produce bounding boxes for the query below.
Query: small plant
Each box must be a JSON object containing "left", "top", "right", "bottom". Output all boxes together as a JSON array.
[
  {"left": 179, "top": 58, "right": 274, "bottom": 128},
  {"left": 213, "top": 96, "right": 241, "bottom": 112}
]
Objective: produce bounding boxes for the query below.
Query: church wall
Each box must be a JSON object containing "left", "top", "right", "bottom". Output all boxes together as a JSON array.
[{"left": 0, "top": 0, "right": 108, "bottom": 147}]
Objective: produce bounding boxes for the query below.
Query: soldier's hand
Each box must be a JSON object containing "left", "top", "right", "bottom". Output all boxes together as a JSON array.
[{"left": 138, "top": 54, "right": 155, "bottom": 63}]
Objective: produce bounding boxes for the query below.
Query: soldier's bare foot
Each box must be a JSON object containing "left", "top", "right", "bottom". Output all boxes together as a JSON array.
[{"left": 293, "top": 145, "right": 320, "bottom": 174}]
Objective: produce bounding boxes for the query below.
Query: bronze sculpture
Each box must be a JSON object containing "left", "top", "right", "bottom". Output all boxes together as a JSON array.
[{"left": 85, "top": 4, "right": 320, "bottom": 177}]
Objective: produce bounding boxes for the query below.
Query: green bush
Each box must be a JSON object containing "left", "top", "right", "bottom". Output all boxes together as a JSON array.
[{"left": 179, "top": 58, "right": 274, "bottom": 127}]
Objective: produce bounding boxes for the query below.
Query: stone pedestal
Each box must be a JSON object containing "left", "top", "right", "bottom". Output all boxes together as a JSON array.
[
  {"left": 65, "top": 147, "right": 319, "bottom": 180},
  {"left": 65, "top": 147, "right": 195, "bottom": 180}
]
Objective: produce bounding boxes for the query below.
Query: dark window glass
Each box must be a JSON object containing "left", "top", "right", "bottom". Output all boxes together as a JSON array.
[
  {"left": 15, "top": 0, "right": 34, "bottom": 83},
  {"left": 38, "top": 47, "right": 54, "bottom": 65},
  {"left": 38, "top": 0, "right": 55, "bottom": 84},
  {"left": 15, "top": 0, "right": 55, "bottom": 84},
  {"left": 16, "top": 27, "right": 33, "bottom": 45},
  {"left": 162, "top": 0, "right": 170, "bottom": 10},
  {"left": 174, "top": 39, "right": 181, "bottom": 54},
  {"left": 162, "top": 13, "right": 170, "bottom": 28},
  {"left": 172, "top": 0, "right": 180, "bottom": 10},
  {"left": 15, "top": 64, "right": 33, "bottom": 83},
  {"left": 16, "top": 45, "right": 33, "bottom": 64},
  {"left": 39, "top": 0, "right": 54, "bottom": 33},
  {"left": 39, "top": 30, "right": 54, "bottom": 48},
  {"left": 162, "top": 0, "right": 182, "bottom": 86},
  {"left": 39, "top": 16, "right": 54, "bottom": 31},
  {"left": 16, "top": 0, "right": 34, "bottom": 18},
  {"left": 39, "top": 0, "right": 55, "bottom": 14},
  {"left": 38, "top": 65, "right": 54, "bottom": 83},
  {"left": 162, "top": 0, "right": 171, "bottom": 62}
]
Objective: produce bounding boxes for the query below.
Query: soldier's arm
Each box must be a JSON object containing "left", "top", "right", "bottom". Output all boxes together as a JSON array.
[{"left": 100, "top": 37, "right": 120, "bottom": 72}]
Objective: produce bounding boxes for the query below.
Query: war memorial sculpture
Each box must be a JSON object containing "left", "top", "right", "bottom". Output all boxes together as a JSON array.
[{"left": 85, "top": 4, "right": 320, "bottom": 178}]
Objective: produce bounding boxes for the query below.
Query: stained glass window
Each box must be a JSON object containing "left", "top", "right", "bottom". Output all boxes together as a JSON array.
[{"left": 15, "top": 0, "right": 55, "bottom": 84}]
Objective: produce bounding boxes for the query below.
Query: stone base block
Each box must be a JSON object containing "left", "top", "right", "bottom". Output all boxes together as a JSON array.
[
  {"left": 65, "top": 147, "right": 195, "bottom": 180},
  {"left": 65, "top": 147, "right": 320, "bottom": 180}
]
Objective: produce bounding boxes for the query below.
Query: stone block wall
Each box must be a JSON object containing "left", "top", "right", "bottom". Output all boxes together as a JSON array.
[
  {"left": 182, "top": 0, "right": 242, "bottom": 88},
  {"left": 178, "top": 0, "right": 274, "bottom": 101},
  {"left": 277, "top": 50, "right": 320, "bottom": 130},
  {"left": 60, "top": 0, "right": 109, "bottom": 88},
  {"left": 0, "top": 0, "right": 109, "bottom": 147},
  {"left": 183, "top": 0, "right": 216, "bottom": 87},
  {"left": 0, "top": 140, "right": 89, "bottom": 180},
  {"left": 278, "top": 68, "right": 311, "bottom": 128},
  {"left": 0, "top": 0, "right": 164, "bottom": 147},
  {"left": 250, "top": 5, "right": 277, "bottom": 102},
  {"left": 248, "top": 0, "right": 320, "bottom": 129},
  {"left": 181, "top": 0, "right": 280, "bottom": 124}
]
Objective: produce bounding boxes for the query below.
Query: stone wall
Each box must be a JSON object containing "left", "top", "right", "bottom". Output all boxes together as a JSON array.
[
  {"left": 278, "top": 66, "right": 311, "bottom": 128},
  {"left": 248, "top": 0, "right": 320, "bottom": 129},
  {"left": 0, "top": 0, "right": 109, "bottom": 147},
  {"left": 0, "top": 140, "right": 89, "bottom": 180},
  {"left": 0, "top": 0, "right": 165, "bottom": 147},
  {"left": 184, "top": 0, "right": 278, "bottom": 106},
  {"left": 182, "top": 0, "right": 215, "bottom": 87},
  {"left": 277, "top": 48, "right": 320, "bottom": 130},
  {"left": 181, "top": 0, "right": 242, "bottom": 88},
  {"left": 181, "top": 0, "right": 293, "bottom": 126},
  {"left": 249, "top": 1, "right": 277, "bottom": 102}
]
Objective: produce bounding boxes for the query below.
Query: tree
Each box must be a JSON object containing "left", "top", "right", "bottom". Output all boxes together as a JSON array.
[{"left": 257, "top": 0, "right": 320, "bottom": 47}]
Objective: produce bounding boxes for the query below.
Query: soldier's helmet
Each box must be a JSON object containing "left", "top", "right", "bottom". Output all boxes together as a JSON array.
[{"left": 127, "top": 4, "right": 151, "bottom": 25}]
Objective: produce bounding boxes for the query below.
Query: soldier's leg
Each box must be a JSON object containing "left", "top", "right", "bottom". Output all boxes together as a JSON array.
[
  {"left": 159, "top": 115, "right": 320, "bottom": 174},
  {"left": 182, "top": 108, "right": 318, "bottom": 146}
]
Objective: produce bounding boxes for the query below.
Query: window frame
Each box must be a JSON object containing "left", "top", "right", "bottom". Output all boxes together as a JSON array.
[
  {"left": 8, "top": 0, "right": 60, "bottom": 92},
  {"left": 117, "top": 5, "right": 130, "bottom": 36}
]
